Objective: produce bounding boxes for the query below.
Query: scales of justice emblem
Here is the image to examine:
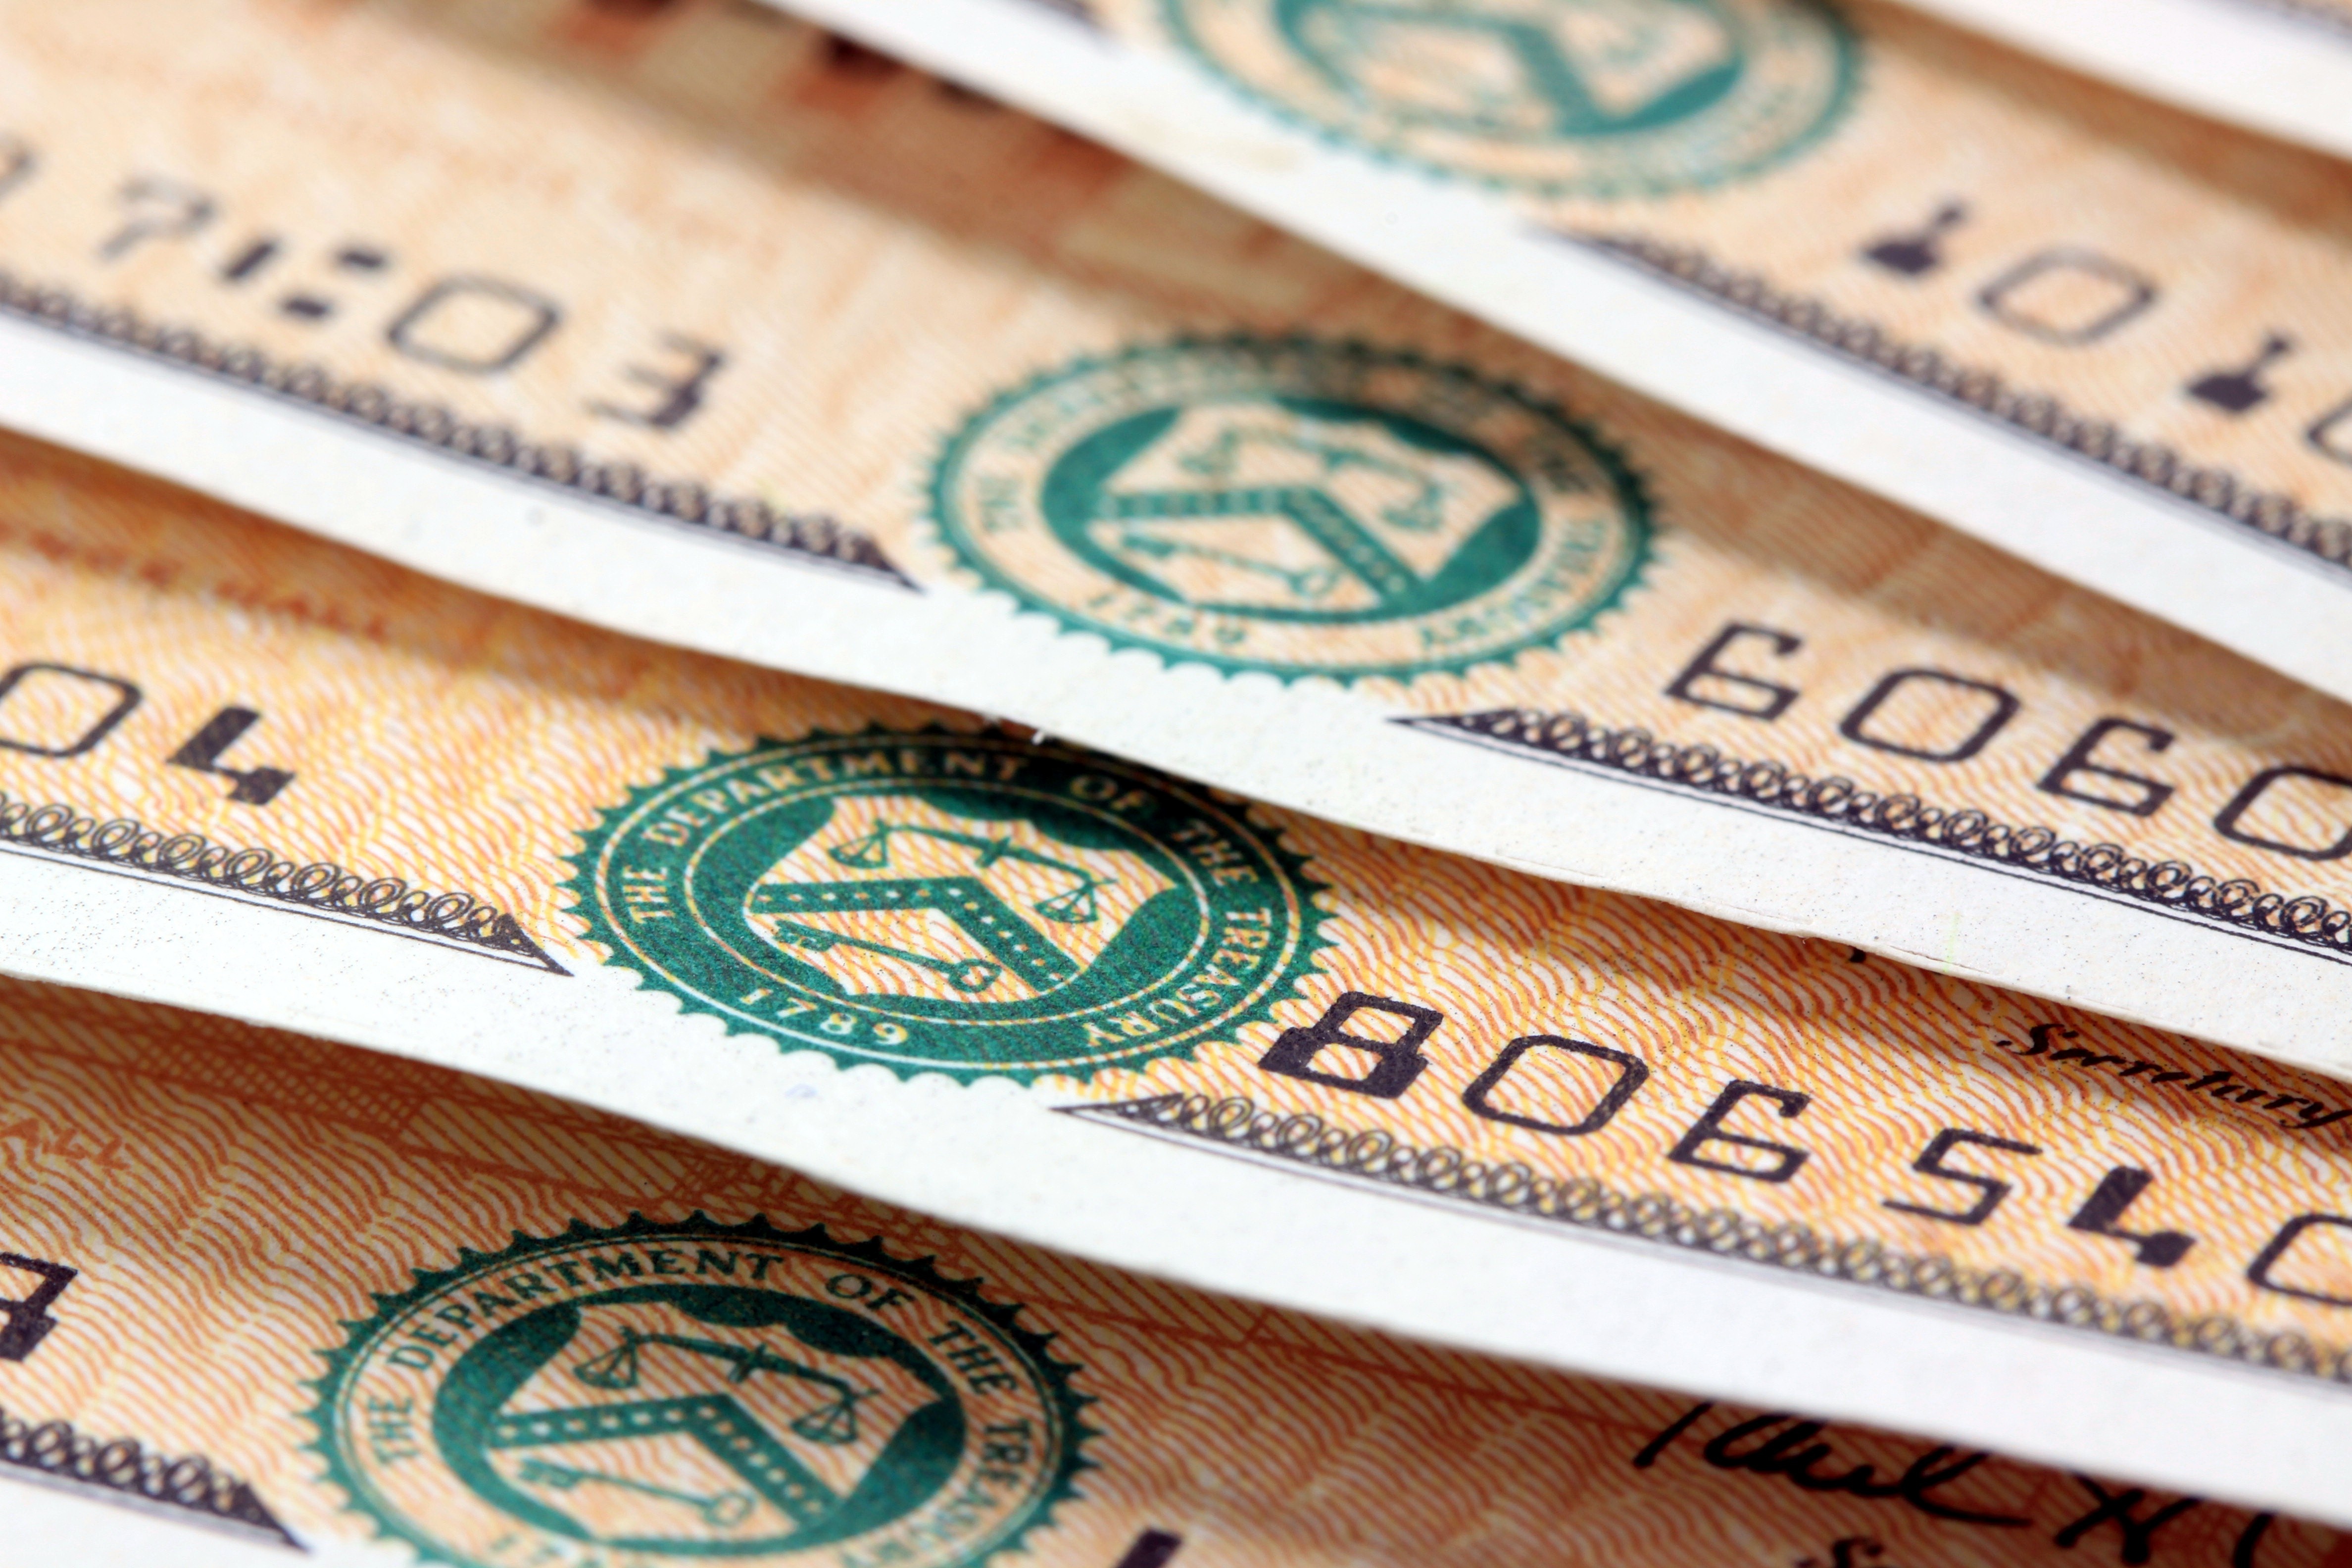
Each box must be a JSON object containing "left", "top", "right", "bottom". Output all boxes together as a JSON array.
[
  {"left": 744, "top": 793, "right": 1176, "bottom": 1008},
  {"left": 1079, "top": 406, "right": 1526, "bottom": 619},
  {"left": 931, "top": 339, "right": 1654, "bottom": 680},
  {"left": 1157, "top": 0, "right": 1857, "bottom": 196},
  {"left": 472, "top": 1295, "right": 936, "bottom": 1545},
  {"left": 574, "top": 731, "right": 1320, "bottom": 1078},
  {"left": 316, "top": 1222, "right": 1084, "bottom": 1567},
  {"left": 1290, "top": 0, "right": 1758, "bottom": 142}
]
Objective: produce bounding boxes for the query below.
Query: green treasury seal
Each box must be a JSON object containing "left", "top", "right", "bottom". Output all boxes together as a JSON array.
[
  {"left": 568, "top": 730, "right": 1324, "bottom": 1083},
  {"left": 930, "top": 339, "right": 1652, "bottom": 681},
  {"left": 1159, "top": 0, "right": 1858, "bottom": 195},
  {"left": 310, "top": 1217, "right": 1089, "bottom": 1568}
]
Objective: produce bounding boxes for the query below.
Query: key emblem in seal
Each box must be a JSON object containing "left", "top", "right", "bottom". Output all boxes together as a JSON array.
[
  {"left": 930, "top": 338, "right": 1652, "bottom": 679},
  {"left": 1159, "top": 0, "right": 1858, "bottom": 195},
  {"left": 310, "top": 1218, "right": 1090, "bottom": 1568},
  {"left": 567, "top": 730, "right": 1325, "bottom": 1082}
]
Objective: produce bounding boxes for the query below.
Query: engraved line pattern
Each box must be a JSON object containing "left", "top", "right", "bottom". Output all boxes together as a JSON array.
[
  {"left": 1091, "top": 1091, "right": 2352, "bottom": 1387},
  {"left": 0, "top": 789, "right": 564, "bottom": 970},
  {"left": 0, "top": 1402, "right": 297, "bottom": 1545},
  {"left": 1572, "top": 232, "right": 2352, "bottom": 578},
  {"left": 1409, "top": 708, "right": 2352, "bottom": 959},
  {"left": 0, "top": 269, "right": 909, "bottom": 587}
]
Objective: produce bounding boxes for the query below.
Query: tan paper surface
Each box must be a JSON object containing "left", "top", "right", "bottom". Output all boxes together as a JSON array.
[
  {"left": 796, "top": 0, "right": 2352, "bottom": 711},
  {"left": 0, "top": 972, "right": 2330, "bottom": 1568},
  {"left": 14, "top": 431, "right": 2352, "bottom": 1514},
  {"left": 5, "top": 1, "right": 2352, "bottom": 1058},
  {"left": 1896, "top": 0, "right": 2352, "bottom": 165}
]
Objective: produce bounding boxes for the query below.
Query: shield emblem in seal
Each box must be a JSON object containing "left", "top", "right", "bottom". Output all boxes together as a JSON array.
[{"left": 569, "top": 730, "right": 1324, "bottom": 1082}]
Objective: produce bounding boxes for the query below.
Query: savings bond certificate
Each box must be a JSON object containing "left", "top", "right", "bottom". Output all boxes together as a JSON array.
[
  {"left": 11, "top": 0, "right": 2352, "bottom": 1067},
  {"left": 0, "top": 974, "right": 2329, "bottom": 1568},
  {"left": 16, "top": 432, "right": 2352, "bottom": 1524},
  {"left": 792, "top": 0, "right": 2352, "bottom": 716}
]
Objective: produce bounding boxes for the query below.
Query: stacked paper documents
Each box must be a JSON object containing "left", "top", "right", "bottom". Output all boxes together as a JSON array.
[{"left": 1, "top": 1, "right": 2350, "bottom": 1561}]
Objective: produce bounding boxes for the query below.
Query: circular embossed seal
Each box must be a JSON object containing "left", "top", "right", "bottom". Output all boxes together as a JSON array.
[
  {"left": 311, "top": 1218, "right": 1089, "bottom": 1568},
  {"left": 930, "top": 338, "right": 1652, "bottom": 680},
  {"left": 1159, "top": 0, "right": 1858, "bottom": 195},
  {"left": 567, "top": 730, "right": 1324, "bottom": 1082}
]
